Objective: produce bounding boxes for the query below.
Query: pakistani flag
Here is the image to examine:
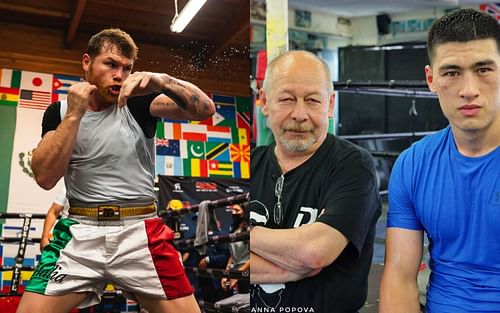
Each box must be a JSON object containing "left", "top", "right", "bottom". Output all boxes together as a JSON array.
[{"left": 187, "top": 141, "right": 205, "bottom": 159}]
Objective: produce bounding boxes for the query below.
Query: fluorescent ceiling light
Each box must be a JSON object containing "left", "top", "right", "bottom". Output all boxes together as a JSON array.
[{"left": 170, "top": 0, "right": 208, "bottom": 33}]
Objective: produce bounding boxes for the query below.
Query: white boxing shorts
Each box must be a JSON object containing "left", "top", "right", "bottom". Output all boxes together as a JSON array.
[{"left": 26, "top": 217, "right": 192, "bottom": 308}]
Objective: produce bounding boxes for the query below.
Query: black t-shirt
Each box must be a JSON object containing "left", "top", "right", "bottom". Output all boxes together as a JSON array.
[
  {"left": 250, "top": 134, "right": 381, "bottom": 313},
  {"left": 41, "top": 93, "right": 159, "bottom": 138}
]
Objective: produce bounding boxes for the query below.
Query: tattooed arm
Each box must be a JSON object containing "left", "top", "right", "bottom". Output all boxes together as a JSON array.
[{"left": 118, "top": 71, "right": 215, "bottom": 121}]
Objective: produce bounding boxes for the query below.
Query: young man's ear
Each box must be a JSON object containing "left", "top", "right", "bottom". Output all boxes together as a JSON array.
[{"left": 425, "top": 65, "right": 437, "bottom": 93}]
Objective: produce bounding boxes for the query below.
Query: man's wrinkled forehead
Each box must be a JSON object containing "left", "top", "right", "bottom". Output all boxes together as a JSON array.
[{"left": 271, "top": 57, "right": 329, "bottom": 88}]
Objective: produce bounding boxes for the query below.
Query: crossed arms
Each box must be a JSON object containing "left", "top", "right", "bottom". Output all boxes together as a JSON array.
[{"left": 250, "top": 222, "right": 348, "bottom": 284}]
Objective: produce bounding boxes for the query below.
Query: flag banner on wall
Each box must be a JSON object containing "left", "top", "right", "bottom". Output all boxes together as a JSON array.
[
  {"left": 6, "top": 106, "right": 63, "bottom": 214},
  {"left": 232, "top": 161, "right": 250, "bottom": 179},
  {"left": 156, "top": 139, "right": 181, "bottom": 156},
  {"left": 230, "top": 144, "right": 250, "bottom": 163},
  {"left": 20, "top": 71, "right": 53, "bottom": 92},
  {"left": 4, "top": 69, "right": 74, "bottom": 215},
  {"left": 208, "top": 160, "right": 233, "bottom": 177},
  {"left": 0, "top": 69, "right": 21, "bottom": 88},
  {"left": 53, "top": 74, "right": 82, "bottom": 96},
  {"left": 155, "top": 93, "right": 251, "bottom": 179},
  {"left": 0, "top": 87, "right": 19, "bottom": 107},
  {"left": 480, "top": 3, "right": 500, "bottom": 21},
  {"left": 205, "top": 142, "right": 231, "bottom": 161},
  {"left": 236, "top": 97, "right": 251, "bottom": 130},
  {"left": 18, "top": 90, "right": 52, "bottom": 110},
  {"left": 1, "top": 68, "right": 251, "bottom": 215},
  {"left": 156, "top": 155, "right": 183, "bottom": 176}
]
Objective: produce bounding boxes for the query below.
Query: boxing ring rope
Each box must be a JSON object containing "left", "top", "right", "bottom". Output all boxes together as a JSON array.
[
  {"left": 199, "top": 300, "right": 250, "bottom": 313},
  {"left": 174, "top": 230, "right": 249, "bottom": 249},
  {"left": 334, "top": 80, "right": 437, "bottom": 99},
  {"left": 160, "top": 193, "right": 249, "bottom": 217},
  {"left": 184, "top": 267, "right": 249, "bottom": 280},
  {"left": 0, "top": 237, "right": 41, "bottom": 244},
  {"left": 0, "top": 213, "right": 47, "bottom": 219},
  {"left": 167, "top": 194, "right": 250, "bottom": 313},
  {"left": 335, "top": 80, "right": 428, "bottom": 88},
  {"left": 340, "top": 131, "right": 436, "bottom": 141},
  {"left": 367, "top": 150, "right": 400, "bottom": 159}
]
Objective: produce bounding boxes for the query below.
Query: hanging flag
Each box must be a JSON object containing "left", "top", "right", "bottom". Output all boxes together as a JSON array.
[
  {"left": 156, "top": 139, "right": 180, "bottom": 156},
  {"left": 191, "top": 116, "right": 214, "bottom": 126},
  {"left": 20, "top": 71, "right": 53, "bottom": 92},
  {"left": 233, "top": 161, "right": 250, "bottom": 179},
  {"left": 52, "top": 74, "right": 82, "bottom": 95},
  {"left": 0, "top": 102, "right": 16, "bottom": 215},
  {"left": 231, "top": 127, "right": 240, "bottom": 144},
  {"left": 182, "top": 124, "right": 207, "bottom": 141},
  {"left": 187, "top": 141, "right": 205, "bottom": 159},
  {"left": 207, "top": 125, "right": 232, "bottom": 143},
  {"left": 183, "top": 158, "right": 208, "bottom": 177},
  {"left": 156, "top": 155, "right": 183, "bottom": 176},
  {"left": 179, "top": 140, "right": 188, "bottom": 159},
  {"left": 50, "top": 93, "right": 66, "bottom": 102},
  {"left": 205, "top": 142, "right": 230, "bottom": 161},
  {"left": 0, "top": 87, "right": 19, "bottom": 107},
  {"left": 230, "top": 144, "right": 250, "bottom": 163},
  {"left": 7, "top": 106, "right": 62, "bottom": 214},
  {"left": 156, "top": 120, "right": 165, "bottom": 138},
  {"left": 0, "top": 69, "right": 21, "bottom": 88},
  {"left": 18, "top": 90, "right": 52, "bottom": 110},
  {"left": 213, "top": 94, "right": 236, "bottom": 104},
  {"left": 163, "top": 122, "right": 182, "bottom": 140},
  {"left": 480, "top": 3, "right": 500, "bottom": 20},
  {"left": 213, "top": 103, "right": 237, "bottom": 128},
  {"left": 238, "top": 128, "right": 250, "bottom": 146},
  {"left": 236, "top": 96, "right": 251, "bottom": 130},
  {"left": 208, "top": 160, "right": 233, "bottom": 177}
]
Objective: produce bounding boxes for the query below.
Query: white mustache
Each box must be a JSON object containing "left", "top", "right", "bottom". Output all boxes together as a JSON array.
[{"left": 283, "top": 126, "right": 313, "bottom": 132}]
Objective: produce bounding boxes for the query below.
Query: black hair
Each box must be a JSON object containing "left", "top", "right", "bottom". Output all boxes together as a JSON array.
[{"left": 427, "top": 8, "right": 500, "bottom": 63}]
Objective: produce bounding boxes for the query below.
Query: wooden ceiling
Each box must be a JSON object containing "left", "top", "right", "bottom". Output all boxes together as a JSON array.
[{"left": 0, "top": 0, "right": 250, "bottom": 96}]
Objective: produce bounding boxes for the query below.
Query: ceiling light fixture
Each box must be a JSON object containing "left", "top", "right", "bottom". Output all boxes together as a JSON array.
[{"left": 170, "top": 0, "right": 208, "bottom": 33}]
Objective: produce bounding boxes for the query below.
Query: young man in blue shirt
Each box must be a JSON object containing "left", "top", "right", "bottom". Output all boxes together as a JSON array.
[{"left": 380, "top": 9, "right": 500, "bottom": 312}]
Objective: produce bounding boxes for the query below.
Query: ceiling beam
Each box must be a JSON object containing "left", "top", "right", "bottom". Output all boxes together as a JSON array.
[
  {"left": 0, "top": 3, "right": 69, "bottom": 18},
  {"left": 82, "top": 16, "right": 210, "bottom": 42},
  {"left": 65, "top": 0, "right": 88, "bottom": 48},
  {"left": 89, "top": 0, "right": 173, "bottom": 14},
  {"left": 88, "top": 0, "right": 223, "bottom": 24}
]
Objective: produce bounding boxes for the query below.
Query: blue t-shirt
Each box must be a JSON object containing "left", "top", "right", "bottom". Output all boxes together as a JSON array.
[{"left": 388, "top": 126, "right": 500, "bottom": 312}]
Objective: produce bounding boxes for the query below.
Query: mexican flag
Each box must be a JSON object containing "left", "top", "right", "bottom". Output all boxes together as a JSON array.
[{"left": 0, "top": 68, "right": 66, "bottom": 216}]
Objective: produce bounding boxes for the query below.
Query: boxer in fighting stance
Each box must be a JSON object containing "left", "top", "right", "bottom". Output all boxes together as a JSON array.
[{"left": 17, "top": 28, "right": 214, "bottom": 313}]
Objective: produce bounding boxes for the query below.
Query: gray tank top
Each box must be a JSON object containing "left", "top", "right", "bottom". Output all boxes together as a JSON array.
[{"left": 60, "top": 100, "right": 155, "bottom": 202}]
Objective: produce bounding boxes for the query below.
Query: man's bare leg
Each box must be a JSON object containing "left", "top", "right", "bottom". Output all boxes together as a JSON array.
[
  {"left": 16, "top": 291, "right": 90, "bottom": 313},
  {"left": 135, "top": 293, "right": 201, "bottom": 313}
]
